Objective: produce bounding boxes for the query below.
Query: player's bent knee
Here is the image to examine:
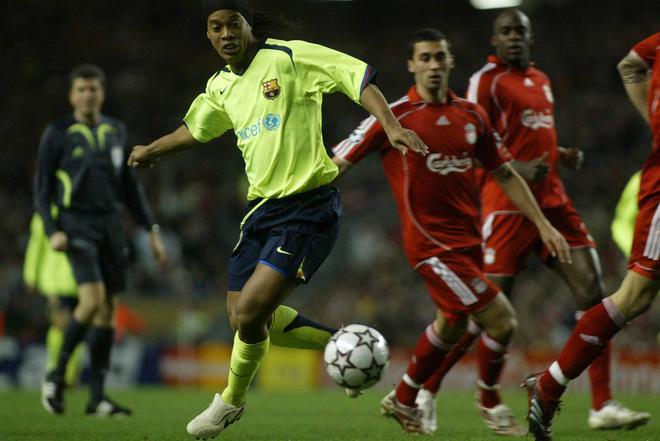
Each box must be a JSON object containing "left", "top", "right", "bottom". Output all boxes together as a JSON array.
[{"left": 235, "top": 309, "right": 269, "bottom": 333}]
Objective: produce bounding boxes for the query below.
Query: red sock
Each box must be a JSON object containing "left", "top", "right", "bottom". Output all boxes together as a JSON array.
[
  {"left": 477, "top": 333, "right": 509, "bottom": 408},
  {"left": 539, "top": 300, "right": 624, "bottom": 402},
  {"left": 423, "top": 321, "right": 480, "bottom": 394},
  {"left": 396, "top": 324, "right": 453, "bottom": 406}
]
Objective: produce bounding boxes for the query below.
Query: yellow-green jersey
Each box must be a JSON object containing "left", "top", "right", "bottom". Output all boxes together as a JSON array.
[
  {"left": 184, "top": 38, "right": 376, "bottom": 200},
  {"left": 611, "top": 171, "right": 641, "bottom": 257}
]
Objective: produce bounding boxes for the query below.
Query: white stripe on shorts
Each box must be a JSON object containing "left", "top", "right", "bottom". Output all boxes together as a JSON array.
[
  {"left": 643, "top": 202, "right": 660, "bottom": 260},
  {"left": 423, "top": 256, "right": 478, "bottom": 305}
]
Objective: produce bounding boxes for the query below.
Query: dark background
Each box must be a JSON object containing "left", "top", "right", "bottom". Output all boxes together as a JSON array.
[{"left": 2, "top": 0, "right": 658, "bottom": 348}]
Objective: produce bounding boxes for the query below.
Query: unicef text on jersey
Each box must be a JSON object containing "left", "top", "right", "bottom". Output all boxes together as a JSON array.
[{"left": 236, "top": 113, "right": 282, "bottom": 141}]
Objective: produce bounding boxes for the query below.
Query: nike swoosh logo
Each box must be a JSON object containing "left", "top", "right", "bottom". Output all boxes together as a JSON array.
[
  {"left": 220, "top": 88, "right": 227, "bottom": 94},
  {"left": 276, "top": 246, "right": 293, "bottom": 256}
]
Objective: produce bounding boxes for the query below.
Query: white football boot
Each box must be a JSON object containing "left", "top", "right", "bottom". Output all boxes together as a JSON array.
[
  {"left": 186, "top": 393, "right": 245, "bottom": 439},
  {"left": 415, "top": 388, "right": 437, "bottom": 433},
  {"left": 588, "top": 401, "right": 650, "bottom": 430},
  {"left": 380, "top": 390, "right": 430, "bottom": 435}
]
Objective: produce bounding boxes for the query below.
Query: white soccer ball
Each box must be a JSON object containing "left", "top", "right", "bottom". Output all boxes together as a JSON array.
[{"left": 323, "top": 324, "right": 390, "bottom": 390}]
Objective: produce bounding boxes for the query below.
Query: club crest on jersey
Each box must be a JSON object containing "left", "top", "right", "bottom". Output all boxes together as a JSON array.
[
  {"left": 262, "top": 78, "right": 281, "bottom": 100},
  {"left": 464, "top": 123, "right": 477, "bottom": 144}
]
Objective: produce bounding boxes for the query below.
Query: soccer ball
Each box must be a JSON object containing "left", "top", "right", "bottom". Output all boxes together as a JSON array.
[{"left": 323, "top": 324, "right": 389, "bottom": 390}]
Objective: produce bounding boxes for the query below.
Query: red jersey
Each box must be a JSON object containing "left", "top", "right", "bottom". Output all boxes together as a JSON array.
[
  {"left": 333, "top": 87, "right": 506, "bottom": 265},
  {"left": 632, "top": 33, "right": 660, "bottom": 203},
  {"left": 467, "top": 55, "right": 568, "bottom": 215}
]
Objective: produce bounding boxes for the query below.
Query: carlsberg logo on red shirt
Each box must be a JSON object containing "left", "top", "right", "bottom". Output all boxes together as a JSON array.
[
  {"left": 521, "top": 109, "right": 554, "bottom": 129},
  {"left": 426, "top": 152, "right": 473, "bottom": 175}
]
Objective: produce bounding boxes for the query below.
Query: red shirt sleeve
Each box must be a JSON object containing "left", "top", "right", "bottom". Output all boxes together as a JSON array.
[
  {"left": 632, "top": 33, "right": 659, "bottom": 66},
  {"left": 472, "top": 104, "right": 507, "bottom": 171},
  {"left": 332, "top": 115, "right": 387, "bottom": 164}
]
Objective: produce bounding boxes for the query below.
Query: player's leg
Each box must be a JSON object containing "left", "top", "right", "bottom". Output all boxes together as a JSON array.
[
  {"left": 227, "top": 292, "right": 336, "bottom": 350},
  {"left": 46, "top": 297, "right": 83, "bottom": 387},
  {"left": 525, "top": 272, "right": 657, "bottom": 440},
  {"left": 42, "top": 280, "right": 102, "bottom": 414},
  {"left": 84, "top": 218, "right": 132, "bottom": 417},
  {"left": 546, "top": 204, "right": 649, "bottom": 428},
  {"left": 470, "top": 292, "right": 525, "bottom": 435}
]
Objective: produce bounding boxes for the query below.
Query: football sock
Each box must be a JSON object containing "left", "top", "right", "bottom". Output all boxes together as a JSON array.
[
  {"left": 65, "top": 344, "right": 84, "bottom": 387},
  {"left": 87, "top": 326, "right": 114, "bottom": 403},
  {"left": 396, "top": 324, "right": 453, "bottom": 406},
  {"left": 539, "top": 299, "right": 624, "bottom": 402},
  {"left": 424, "top": 320, "right": 481, "bottom": 394},
  {"left": 268, "top": 305, "right": 336, "bottom": 350},
  {"left": 221, "top": 333, "right": 270, "bottom": 407},
  {"left": 476, "top": 333, "right": 509, "bottom": 408},
  {"left": 575, "top": 311, "right": 613, "bottom": 410},
  {"left": 53, "top": 319, "right": 88, "bottom": 380},
  {"left": 46, "top": 326, "right": 63, "bottom": 372}
]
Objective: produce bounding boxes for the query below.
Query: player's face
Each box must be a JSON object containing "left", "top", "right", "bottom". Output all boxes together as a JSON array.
[
  {"left": 68, "top": 78, "right": 104, "bottom": 118},
  {"left": 207, "top": 10, "right": 254, "bottom": 66},
  {"left": 408, "top": 40, "right": 454, "bottom": 94},
  {"left": 492, "top": 12, "right": 532, "bottom": 66}
]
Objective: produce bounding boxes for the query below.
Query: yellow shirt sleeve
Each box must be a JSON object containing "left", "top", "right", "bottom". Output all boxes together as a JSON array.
[
  {"left": 611, "top": 171, "right": 641, "bottom": 256},
  {"left": 289, "top": 40, "right": 375, "bottom": 104},
  {"left": 183, "top": 76, "right": 233, "bottom": 143}
]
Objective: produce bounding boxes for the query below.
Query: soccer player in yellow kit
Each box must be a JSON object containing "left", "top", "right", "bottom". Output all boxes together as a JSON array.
[{"left": 128, "top": 0, "right": 428, "bottom": 437}]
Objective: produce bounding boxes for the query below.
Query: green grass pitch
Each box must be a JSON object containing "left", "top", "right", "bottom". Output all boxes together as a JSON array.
[{"left": 1, "top": 388, "right": 658, "bottom": 440}]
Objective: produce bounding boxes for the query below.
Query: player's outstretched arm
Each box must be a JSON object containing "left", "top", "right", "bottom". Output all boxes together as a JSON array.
[
  {"left": 359, "top": 84, "right": 428, "bottom": 156},
  {"left": 492, "top": 163, "right": 572, "bottom": 263},
  {"left": 617, "top": 51, "right": 651, "bottom": 124},
  {"left": 128, "top": 125, "right": 200, "bottom": 168}
]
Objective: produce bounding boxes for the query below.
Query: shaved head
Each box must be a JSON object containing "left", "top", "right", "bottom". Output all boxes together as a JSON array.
[
  {"left": 491, "top": 8, "right": 533, "bottom": 69},
  {"left": 493, "top": 9, "right": 531, "bottom": 33}
]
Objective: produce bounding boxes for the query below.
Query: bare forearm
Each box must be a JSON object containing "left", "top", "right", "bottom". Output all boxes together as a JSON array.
[
  {"left": 359, "top": 84, "right": 401, "bottom": 133},
  {"left": 145, "top": 125, "right": 200, "bottom": 158},
  {"left": 495, "top": 166, "right": 550, "bottom": 229}
]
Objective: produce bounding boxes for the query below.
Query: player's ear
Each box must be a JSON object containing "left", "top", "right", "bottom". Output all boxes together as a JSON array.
[
  {"left": 450, "top": 54, "right": 456, "bottom": 69},
  {"left": 407, "top": 59, "right": 414, "bottom": 73}
]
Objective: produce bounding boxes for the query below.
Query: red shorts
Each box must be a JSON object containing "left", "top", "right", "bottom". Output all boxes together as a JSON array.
[
  {"left": 628, "top": 194, "right": 660, "bottom": 279},
  {"left": 482, "top": 203, "right": 596, "bottom": 276},
  {"left": 416, "top": 247, "right": 500, "bottom": 326}
]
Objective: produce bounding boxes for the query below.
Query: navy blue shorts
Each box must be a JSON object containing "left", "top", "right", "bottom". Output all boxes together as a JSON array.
[
  {"left": 227, "top": 185, "right": 342, "bottom": 292},
  {"left": 59, "top": 210, "right": 128, "bottom": 295}
]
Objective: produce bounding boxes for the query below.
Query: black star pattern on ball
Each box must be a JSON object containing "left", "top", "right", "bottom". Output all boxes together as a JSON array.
[
  {"left": 354, "top": 328, "right": 381, "bottom": 352},
  {"left": 361, "top": 357, "right": 386, "bottom": 383},
  {"left": 328, "top": 349, "right": 357, "bottom": 376}
]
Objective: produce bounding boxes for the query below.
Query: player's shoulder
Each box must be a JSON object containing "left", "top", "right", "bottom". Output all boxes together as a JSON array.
[
  {"left": 49, "top": 115, "right": 77, "bottom": 133},
  {"left": 528, "top": 65, "right": 550, "bottom": 82},
  {"left": 452, "top": 97, "right": 488, "bottom": 121},
  {"left": 390, "top": 94, "right": 413, "bottom": 115},
  {"left": 469, "top": 61, "right": 504, "bottom": 84}
]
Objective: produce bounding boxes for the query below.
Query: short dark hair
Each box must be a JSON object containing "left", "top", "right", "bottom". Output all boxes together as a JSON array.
[
  {"left": 408, "top": 28, "right": 446, "bottom": 59},
  {"left": 68, "top": 64, "right": 106, "bottom": 89}
]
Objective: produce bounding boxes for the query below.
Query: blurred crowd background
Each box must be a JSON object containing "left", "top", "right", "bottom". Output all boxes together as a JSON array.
[{"left": 2, "top": 0, "right": 658, "bottom": 362}]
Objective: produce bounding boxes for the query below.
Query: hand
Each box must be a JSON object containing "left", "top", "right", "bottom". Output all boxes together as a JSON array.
[
  {"left": 128, "top": 145, "right": 158, "bottom": 168},
  {"left": 149, "top": 229, "right": 168, "bottom": 266},
  {"left": 558, "top": 146, "right": 584, "bottom": 170},
  {"left": 512, "top": 152, "right": 550, "bottom": 181},
  {"left": 49, "top": 231, "right": 68, "bottom": 251},
  {"left": 385, "top": 126, "right": 429, "bottom": 156},
  {"left": 539, "top": 223, "right": 572, "bottom": 264}
]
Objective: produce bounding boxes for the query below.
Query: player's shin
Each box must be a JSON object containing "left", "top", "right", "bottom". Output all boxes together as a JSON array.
[
  {"left": 52, "top": 319, "right": 89, "bottom": 380},
  {"left": 88, "top": 326, "right": 114, "bottom": 402},
  {"left": 476, "top": 333, "right": 509, "bottom": 408},
  {"left": 221, "top": 333, "right": 270, "bottom": 407},
  {"left": 396, "top": 324, "right": 453, "bottom": 406},
  {"left": 268, "top": 305, "right": 336, "bottom": 350},
  {"left": 423, "top": 320, "right": 481, "bottom": 393},
  {"left": 539, "top": 299, "right": 624, "bottom": 401}
]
